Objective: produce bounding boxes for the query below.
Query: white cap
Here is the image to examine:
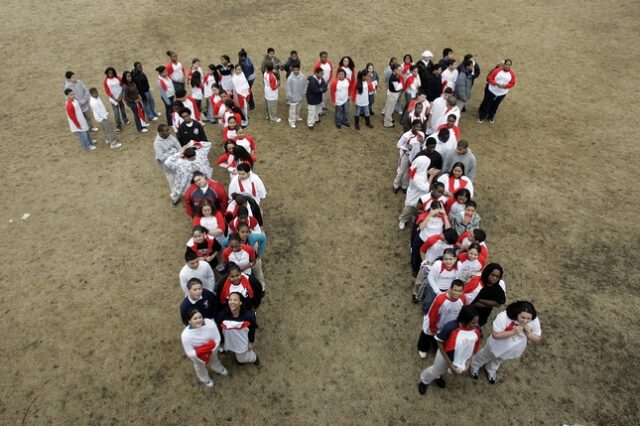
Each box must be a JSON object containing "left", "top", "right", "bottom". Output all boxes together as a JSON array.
[{"left": 421, "top": 50, "right": 433, "bottom": 59}]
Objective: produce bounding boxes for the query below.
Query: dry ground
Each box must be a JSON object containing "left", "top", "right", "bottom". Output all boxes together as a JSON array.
[{"left": 1, "top": 0, "right": 639, "bottom": 424}]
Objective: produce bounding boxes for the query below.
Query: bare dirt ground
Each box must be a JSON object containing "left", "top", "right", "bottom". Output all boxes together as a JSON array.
[{"left": 1, "top": 0, "right": 639, "bottom": 424}]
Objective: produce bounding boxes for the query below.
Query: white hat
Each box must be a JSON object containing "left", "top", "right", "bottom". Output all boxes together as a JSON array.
[{"left": 421, "top": 50, "right": 433, "bottom": 59}]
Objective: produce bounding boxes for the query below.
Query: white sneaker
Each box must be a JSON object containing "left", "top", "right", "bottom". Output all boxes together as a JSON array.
[
  {"left": 418, "top": 351, "right": 427, "bottom": 359},
  {"left": 87, "top": 145, "right": 97, "bottom": 151},
  {"left": 110, "top": 142, "right": 122, "bottom": 149},
  {"left": 155, "top": 112, "right": 162, "bottom": 117},
  {"left": 142, "top": 123, "right": 150, "bottom": 128},
  {"left": 289, "top": 123, "right": 296, "bottom": 128},
  {"left": 152, "top": 116, "right": 159, "bottom": 121},
  {"left": 274, "top": 118, "right": 282, "bottom": 123},
  {"left": 398, "top": 221, "right": 406, "bottom": 230},
  {"left": 90, "top": 127, "right": 99, "bottom": 132},
  {"left": 141, "top": 128, "right": 149, "bottom": 133},
  {"left": 203, "top": 380, "right": 214, "bottom": 388},
  {"left": 218, "top": 368, "right": 229, "bottom": 376},
  {"left": 90, "top": 139, "right": 97, "bottom": 145},
  {"left": 296, "top": 116, "right": 303, "bottom": 121}
]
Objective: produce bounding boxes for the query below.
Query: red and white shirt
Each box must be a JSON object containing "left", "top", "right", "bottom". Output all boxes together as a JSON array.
[
  {"left": 313, "top": 60, "right": 334, "bottom": 83},
  {"left": 223, "top": 245, "right": 257, "bottom": 273},
  {"left": 167, "top": 60, "right": 186, "bottom": 83},
  {"left": 427, "top": 260, "right": 459, "bottom": 293},
  {"left": 181, "top": 318, "right": 221, "bottom": 364},
  {"left": 437, "top": 173, "right": 474, "bottom": 198},
  {"left": 330, "top": 78, "right": 350, "bottom": 106},
  {"left": 420, "top": 235, "right": 454, "bottom": 264},
  {"left": 416, "top": 213, "right": 446, "bottom": 241},
  {"left": 456, "top": 253, "right": 485, "bottom": 282},
  {"left": 485, "top": 310, "right": 541, "bottom": 359},
  {"left": 263, "top": 71, "right": 279, "bottom": 101},
  {"left": 65, "top": 99, "right": 89, "bottom": 132},
  {"left": 487, "top": 67, "right": 516, "bottom": 96},
  {"left": 103, "top": 77, "right": 123, "bottom": 105},
  {"left": 423, "top": 293, "right": 467, "bottom": 335},
  {"left": 436, "top": 321, "right": 481, "bottom": 371}
]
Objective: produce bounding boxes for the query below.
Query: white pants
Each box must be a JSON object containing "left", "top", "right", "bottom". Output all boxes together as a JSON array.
[
  {"left": 266, "top": 99, "right": 279, "bottom": 121},
  {"left": 419, "top": 350, "right": 449, "bottom": 384},
  {"left": 307, "top": 104, "right": 321, "bottom": 127},
  {"left": 162, "top": 166, "right": 181, "bottom": 202},
  {"left": 233, "top": 349, "right": 257, "bottom": 363},
  {"left": 192, "top": 350, "right": 226, "bottom": 383},
  {"left": 393, "top": 154, "right": 410, "bottom": 190},
  {"left": 321, "top": 92, "right": 328, "bottom": 110},
  {"left": 288, "top": 102, "right": 302, "bottom": 126},
  {"left": 383, "top": 90, "right": 401, "bottom": 127},
  {"left": 471, "top": 344, "right": 503, "bottom": 379}
]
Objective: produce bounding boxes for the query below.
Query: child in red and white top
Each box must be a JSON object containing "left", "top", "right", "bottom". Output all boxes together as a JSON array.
[
  {"left": 417, "top": 182, "right": 448, "bottom": 213},
  {"left": 418, "top": 279, "right": 466, "bottom": 358},
  {"left": 175, "top": 88, "right": 202, "bottom": 124},
  {"left": 64, "top": 89, "right": 95, "bottom": 150},
  {"left": 213, "top": 90, "right": 229, "bottom": 126},
  {"left": 233, "top": 128, "right": 256, "bottom": 155},
  {"left": 103, "top": 67, "right": 129, "bottom": 130},
  {"left": 222, "top": 116, "right": 240, "bottom": 143},
  {"left": 436, "top": 114, "right": 461, "bottom": 140},
  {"left": 437, "top": 161, "right": 474, "bottom": 198},
  {"left": 403, "top": 65, "right": 421, "bottom": 107},
  {"left": 166, "top": 50, "right": 186, "bottom": 92},
  {"left": 457, "top": 243, "right": 485, "bottom": 283},
  {"left": 413, "top": 228, "right": 458, "bottom": 285},
  {"left": 189, "top": 61, "right": 204, "bottom": 112},
  {"left": 351, "top": 70, "right": 375, "bottom": 130},
  {"left": 218, "top": 145, "right": 256, "bottom": 179},
  {"left": 188, "top": 58, "right": 203, "bottom": 86},
  {"left": 440, "top": 59, "right": 459, "bottom": 92},
  {"left": 225, "top": 194, "right": 257, "bottom": 224},
  {"left": 171, "top": 101, "right": 185, "bottom": 132},
  {"left": 403, "top": 94, "right": 430, "bottom": 132},
  {"left": 420, "top": 248, "right": 460, "bottom": 313},
  {"left": 204, "top": 67, "right": 218, "bottom": 123},
  {"left": 186, "top": 225, "right": 222, "bottom": 272},
  {"left": 192, "top": 200, "right": 227, "bottom": 242},
  {"left": 181, "top": 309, "right": 228, "bottom": 388},
  {"left": 215, "top": 292, "right": 261, "bottom": 366},
  {"left": 232, "top": 64, "right": 251, "bottom": 127},
  {"left": 330, "top": 69, "right": 351, "bottom": 128},
  {"left": 456, "top": 228, "right": 488, "bottom": 258},
  {"left": 228, "top": 163, "right": 267, "bottom": 205},
  {"left": 418, "top": 306, "right": 481, "bottom": 395},
  {"left": 222, "top": 239, "right": 265, "bottom": 292},
  {"left": 221, "top": 100, "right": 243, "bottom": 128},
  {"left": 401, "top": 54, "right": 413, "bottom": 78},
  {"left": 228, "top": 206, "right": 262, "bottom": 235},
  {"left": 478, "top": 59, "right": 516, "bottom": 123},
  {"left": 415, "top": 202, "right": 452, "bottom": 243},
  {"left": 313, "top": 51, "right": 333, "bottom": 111},
  {"left": 445, "top": 188, "right": 472, "bottom": 220},
  {"left": 336, "top": 56, "right": 356, "bottom": 85},
  {"left": 393, "top": 120, "right": 425, "bottom": 193},
  {"left": 156, "top": 66, "right": 176, "bottom": 126},
  {"left": 471, "top": 301, "right": 541, "bottom": 384},
  {"left": 263, "top": 62, "right": 281, "bottom": 123}
]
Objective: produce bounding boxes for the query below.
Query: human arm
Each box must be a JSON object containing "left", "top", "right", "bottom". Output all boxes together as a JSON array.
[
  {"left": 436, "top": 340, "right": 458, "bottom": 372},
  {"left": 65, "top": 102, "right": 82, "bottom": 128},
  {"left": 181, "top": 335, "right": 203, "bottom": 363}
]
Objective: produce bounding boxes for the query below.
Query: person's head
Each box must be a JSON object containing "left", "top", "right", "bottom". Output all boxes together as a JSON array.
[
  {"left": 442, "top": 48, "right": 454, "bottom": 59},
  {"left": 185, "top": 308, "right": 204, "bottom": 328},
  {"left": 227, "top": 116, "right": 237, "bottom": 128},
  {"left": 453, "top": 188, "right": 471, "bottom": 205},
  {"left": 237, "top": 222, "right": 251, "bottom": 241},
  {"left": 185, "top": 249, "right": 199, "bottom": 268},
  {"left": 463, "top": 59, "right": 473, "bottom": 72},
  {"left": 64, "top": 88, "right": 75, "bottom": 100},
  {"left": 431, "top": 181, "right": 445, "bottom": 198},
  {"left": 227, "top": 263, "right": 243, "bottom": 284},
  {"left": 414, "top": 103, "right": 424, "bottom": 114},
  {"left": 233, "top": 194, "right": 248, "bottom": 207},
  {"left": 133, "top": 61, "right": 143, "bottom": 72},
  {"left": 290, "top": 50, "right": 298, "bottom": 60},
  {"left": 443, "top": 229, "right": 459, "bottom": 245},
  {"left": 457, "top": 306, "right": 480, "bottom": 328},
  {"left": 156, "top": 124, "right": 170, "bottom": 139},
  {"left": 456, "top": 139, "right": 469, "bottom": 155},
  {"left": 315, "top": 67, "right": 324, "bottom": 78},
  {"left": 450, "top": 162, "right": 465, "bottom": 178},
  {"left": 446, "top": 114, "right": 457, "bottom": 127},
  {"left": 89, "top": 87, "right": 99, "bottom": 98},
  {"left": 228, "top": 234, "right": 242, "bottom": 252},
  {"left": 65, "top": 71, "right": 76, "bottom": 82},
  {"left": 191, "top": 172, "right": 207, "bottom": 189},
  {"left": 236, "top": 206, "right": 249, "bottom": 221},
  {"left": 232, "top": 64, "right": 243, "bottom": 75},
  {"left": 425, "top": 136, "right": 437, "bottom": 152},
  {"left": 411, "top": 119, "right": 423, "bottom": 134},
  {"left": 340, "top": 56, "right": 353, "bottom": 68},
  {"left": 224, "top": 140, "right": 236, "bottom": 153},
  {"left": 464, "top": 54, "right": 474, "bottom": 63},
  {"left": 432, "top": 63, "right": 443, "bottom": 75},
  {"left": 442, "top": 248, "right": 457, "bottom": 268},
  {"left": 183, "top": 148, "right": 197, "bottom": 159},
  {"left": 190, "top": 70, "right": 202, "bottom": 87},
  {"left": 437, "top": 128, "right": 450, "bottom": 143},
  {"left": 410, "top": 65, "right": 419, "bottom": 75},
  {"left": 235, "top": 127, "right": 247, "bottom": 139},
  {"left": 366, "top": 63, "right": 374, "bottom": 73},
  {"left": 446, "top": 96, "right": 457, "bottom": 107},
  {"left": 227, "top": 292, "right": 244, "bottom": 313},
  {"left": 216, "top": 55, "right": 228, "bottom": 65},
  {"left": 319, "top": 51, "right": 328, "bottom": 62},
  {"left": 467, "top": 243, "right": 481, "bottom": 262},
  {"left": 482, "top": 263, "right": 504, "bottom": 286},
  {"left": 506, "top": 301, "right": 538, "bottom": 323},
  {"left": 392, "top": 64, "right": 402, "bottom": 75},
  {"left": 388, "top": 57, "right": 398, "bottom": 67},
  {"left": 502, "top": 59, "right": 513, "bottom": 71},
  {"left": 443, "top": 87, "right": 453, "bottom": 98},
  {"left": 464, "top": 200, "right": 477, "bottom": 215},
  {"left": 447, "top": 59, "right": 457, "bottom": 70},
  {"left": 337, "top": 69, "right": 346, "bottom": 80},
  {"left": 266, "top": 62, "right": 274, "bottom": 72},
  {"left": 179, "top": 107, "right": 192, "bottom": 123},
  {"left": 472, "top": 229, "right": 486, "bottom": 243},
  {"left": 403, "top": 54, "right": 413, "bottom": 64},
  {"left": 192, "top": 225, "right": 207, "bottom": 243},
  {"left": 187, "top": 278, "right": 203, "bottom": 300},
  {"left": 218, "top": 90, "right": 227, "bottom": 101},
  {"left": 292, "top": 64, "right": 301, "bottom": 75},
  {"left": 267, "top": 47, "right": 275, "bottom": 58},
  {"left": 238, "top": 48, "right": 247, "bottom": 60},
  {"left": 175, "top": 88, "right": 187, "bottom": 99},
  {"left": 191, "top": 58, "right": 200, "bottom": 68},
  {"left": 448, "top": 280, "right": 465, "bottom": 300},
  {"left": 198, "top": 200, "right": 214, "bottom": 217},
  {"left": 156, "top": 65, "right": 167, "bottom": 77},
  {"left": 104, "top": 67, "right": 117, "bottom": 78},
  {"left": 167, "top": 50, "right": 178, "bottom": 62},
  {"left": 236, "top": 162, "right": 252, "bottom": 180},
  {"left": 421, "top": 50, "right": 433, "bottom": 62},
  {"left": 122, "top": 70, "right": 133, "bottom": 83}
]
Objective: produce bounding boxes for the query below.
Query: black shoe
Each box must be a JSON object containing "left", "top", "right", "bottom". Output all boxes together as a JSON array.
[
  {"left": 418, "top": 381, "right": 428, "bottom": 395},
  {"left": 336, "top": 124, "right": 341, "bottom": 129},
  {"left": 343, "top": 122, "right": 351, "bottom": 128},
  {"left": 308, "top": 125, "right": 314, "bottom": 130},
  {"left": 401, "top": 188, "right": 407, "bottom": 194},
  {"left": 393, "top": 186, "right": 400, "bottom": 194},
  {"left": 461, "top": 106, "right": 466, "bottom": 112},
  {"left": 470, "top": 370, "right": 479, "bottom": 380},
  {"left": 485, "top": 370, "right": 495, "bottom": 384},
  {"left": 435, "top": 377, "right": 446, "bottom": 388},
  {"left": 412, "top": 295, "right": 419, "bottom": 304},
  {"left": 254, "top": 356, "right": 261, "bottom": 368}
]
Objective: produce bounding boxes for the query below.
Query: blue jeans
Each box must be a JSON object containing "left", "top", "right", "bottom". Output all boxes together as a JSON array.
[
  {"left": 354, "top": 105, "right": 370, "bottom": 117},
  {"left": 111, "top": 102, "right": 128, "bottom": 129},
  {"left": 126, "top": 101, "right": 143, "bottom": 131},
  {"left": 142, "top": 92, "right": 157, "bottom": 118},
  {"left": 206, "top": 97, "right": 215, "bottom": 122},
  {"left": 221, "top": 232, "right": 267, "bottom": 256},
  {"left": 394, "top": 94, "right": 403, "bottom": 114},
  {"left": 335, "top": 103, "right": 349, "bottom": 126},
  {"left": 76, "top": 130, "right": 92, "bottom": 149}
]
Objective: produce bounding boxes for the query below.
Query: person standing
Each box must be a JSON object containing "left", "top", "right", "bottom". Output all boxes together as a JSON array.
[
  {"left": 103, "top": 67, "right": 129, "bottom": 132},
  {"left": 454, "top": 60, "right": 474, "bottom": 112},
  {"left": 313, "top": 51, "right": 333, "bottom": 113},
  {"left": 305, "top": 67, "right": 327, "bottom": 130},
  {"left": 153, "top": 124, "right": 182, "bottom": 205},
  {"left": 285, "top": 64, "right": 306, "bottom": 128},
  {"left": 260, "top": 48, "right": 283, "bottom": 81},
  {"left": 283, "top": 50, "right": 301, "bottom": 79},
  {"left": 181, "top": 309, "right": 228, "bottom": 388},
  {"left": 164, "top": 141, "right": 213, "bottom": 196},
  {"left": 64, "top": 89, "right": 95, "bottom": 151},
  {"left": 132, "top": 62, "right": 160, "bottom": 122},
  {"left": 442, "top": 139, "right": 477, "bottom": 181},
  {"left": 64, "top": 71, "right": 98, "bottom": 132},
  {"left": 166, "top": 50, "right": 186, "bottom": 93},
  {"left": 330, "top": 69, "right": 351, "bottom": 129},
  {"left": 393, "top": 120, "right": 425, "bottom": 193},
  {"left": 180, "top": 250, "right": 216, "bottom": 295},
  {"left": 263, "top": 62, "right": 281, "bottom": 123},
  {"left": 121, "top": 71, "right": 149, "bottom": 133},
  {"left": 156, "top": 66, "right": 175, "bottom": 126},
  {"left": 423, "top": 64, "right": 443, "bottom": 102},
  {"left": 179, "top": 278, "right": 217, "bottom": 325},
  {"left": 216, "top": 292, "right": 261, "bottom": 367},
  {"left": 478, "top": 59, "right": 516, "bottom": 123},
  {"left": 231, "top": 64, "right": 251, "bottom": 127},
  {"left": 176, "top": 108, "right": 207, "bottom": 146},
  {"left": 383, "top": 64, "right": 403, "bottom": 128},
  {"left": 352, "top": 70, "right": 374, "bottom": 130},
  {"left": 88, "top": 88, "right": 121, "bottom": 149},
  {"left": 238, "top": 49, "right": 257, "bottom": 110}
]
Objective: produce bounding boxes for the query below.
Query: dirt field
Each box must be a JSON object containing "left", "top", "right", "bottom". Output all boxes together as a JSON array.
[{"left": 1, "top": 0, "right": 639, "bottom": 424}]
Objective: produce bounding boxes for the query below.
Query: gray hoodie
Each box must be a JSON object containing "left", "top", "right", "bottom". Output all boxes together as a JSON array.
[
  {"left": 285, "top": 72, "right": 307, "bottom": 104},
  {"left": 442, "top": 148, "right": 477, "bottom": 181},
  {"left": 154, "top": 133, "right": 181, "bottom": 169},
  {"left": 63, "top": 80, "right": 91, "bottom": 112}
]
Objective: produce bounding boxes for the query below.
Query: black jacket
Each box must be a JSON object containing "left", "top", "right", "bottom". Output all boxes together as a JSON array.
[
  {"left": 131, "top": 70, "right": 150, "bottom": 94},
  {"left": 423, "top": 73, "right": 442, "bottom": 102},
  {"left": 306, "top": 75, "right": 327, "bottom": 105}
]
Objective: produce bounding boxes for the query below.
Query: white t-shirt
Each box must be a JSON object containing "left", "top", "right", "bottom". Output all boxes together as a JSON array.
[{"left": 486, "top": 310, "right": 541, "bottom": 359}]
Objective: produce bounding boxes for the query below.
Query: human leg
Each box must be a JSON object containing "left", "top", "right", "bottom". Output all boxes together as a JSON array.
[
  {"left": 307, "top": 104, "right": 318, "bottom": 127},
  {"left": 76, "top": 131, "right": 93, "bottom": 150},
  {"left": 487, "top": 94, "right": 506, "bottom": 121},
  {"left": 111, "top": 103, "right": 123, "bottom": 129},
  {"left": 235, "top": 349, "right": 257, "bottom": 364},
  {"left": 251, "top": 258, "right": 265, "bottom": 291},
  {"left": 126, "top": 101, "right": 143, "bottom": 131},
  {"left": 383, "top": 91, "right": 398, "bottom": 127},
  {"left": 192, "top": 359, "right": 211, "bottom": 384},
  {"left": 398, "top": 205, "right": 417, "bottom": 227},
  {"left": 288, "top": 103, "right": 298, "bottom": 127},
  {"left": 418, "top": 331, "right": 434, "bottom": 354},
  {"left": 393, "top": 154, "right": 410, "bottom": 190},
  {"left": 419, "top": 350, "right": 449, "bottom": 385},
  {"left": 478, "top": 85, "right": 491, "bottom": 120}
]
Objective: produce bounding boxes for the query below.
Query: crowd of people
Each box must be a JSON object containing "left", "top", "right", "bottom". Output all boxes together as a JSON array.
[{"left": 62, "top": 46, "right": 539, "bottom": 393}]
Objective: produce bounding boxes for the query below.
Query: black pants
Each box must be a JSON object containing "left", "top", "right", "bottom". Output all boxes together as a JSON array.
[
  {"left": 162, "top": 96, "right": 174, "bottom": 126},
  {"left": 410, "top": 234, "right": 425, "bottom": 276},
  {"left": 478, "top": 84, "right": 506, "bottom": 120},
  {"left": 248, "top": 79, "right": 255, "bottom": 109},
  {"left": 418, "top": 331, "right": 435, "bottom": 353}
]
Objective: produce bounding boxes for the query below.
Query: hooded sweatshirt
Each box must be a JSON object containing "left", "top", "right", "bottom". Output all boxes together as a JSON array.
[{"left": 285, "top": 71, "right": 307, "bottom": 104}]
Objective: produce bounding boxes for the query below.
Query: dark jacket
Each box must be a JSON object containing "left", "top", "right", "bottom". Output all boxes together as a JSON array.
[
  {"left": 424, "top": 73, "right": 442, "bottom": 102},
  {"left": 177, "top": 121, "right": 207, "bottom": 146},
  {"left": 283, "top": 57, "right": 302, "bottom": 78},
  {"left": 132, "top": 70, "right": 151, "bottom": 94},
  {"left": 306, "top": 74, "right": 327, "bottom": 105}
]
